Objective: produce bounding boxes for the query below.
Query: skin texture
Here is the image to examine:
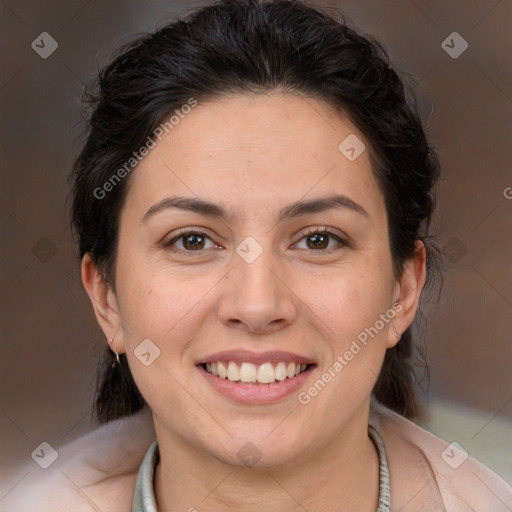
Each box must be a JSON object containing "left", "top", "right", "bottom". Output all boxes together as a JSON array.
[{"left": 82, "top": 93, "right": 426, "bottom": 511}]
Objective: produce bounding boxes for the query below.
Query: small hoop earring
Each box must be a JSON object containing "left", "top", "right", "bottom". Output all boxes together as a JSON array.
[
  {"left": 109, "top": 337, "right": 121, "bottom": 366},
  {"left": 395, "top": 331, "right": 401, "bottom": 339}
]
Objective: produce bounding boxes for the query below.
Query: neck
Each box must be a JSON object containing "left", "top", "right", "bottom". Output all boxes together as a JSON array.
[{"left": 153, "top": 407, "right": 380, "bottom": 512}]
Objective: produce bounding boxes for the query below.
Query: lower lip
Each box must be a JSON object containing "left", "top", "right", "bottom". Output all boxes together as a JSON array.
[{"left": 198, "top": 365, "right": 314, "bottom": 404}]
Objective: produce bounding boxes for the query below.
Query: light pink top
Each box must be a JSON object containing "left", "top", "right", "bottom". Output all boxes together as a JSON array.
[{"left": 4, "top": 402, "right": 512, "bottom": 511}]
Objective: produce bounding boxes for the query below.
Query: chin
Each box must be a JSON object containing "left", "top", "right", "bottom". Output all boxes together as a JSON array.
[{"left": 206, "top": 427, "right": 308, "bottom": 469}]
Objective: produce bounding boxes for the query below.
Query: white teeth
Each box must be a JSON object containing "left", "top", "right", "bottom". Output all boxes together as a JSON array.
[
  {"left": 240, "top": 362, "right": 257, "bottom": 383},
  {"left": 227, "top": 361, "right": 240, "bottom": 381},
  {"left": 257, "top": 363, "right": 275, "bottom": 383},
  {"left": 275, "top": 361, "right": 287, "bottom": 381},
  {"left": 217, "top": 361, "right": 228, "bottom": 379},
  {"left": 205, "top": 360, "right": 310, "bottom": 383}
]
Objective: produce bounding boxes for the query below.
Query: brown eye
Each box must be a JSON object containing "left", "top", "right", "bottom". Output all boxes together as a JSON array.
[
  {"left": 182, "top": 233, "right": 205, "bottom": 250},
  {"left": 294, "top": 230, "right": 346, "bottom": 251},
  {"left": 306, "top": 233, "right": 329, "bottom": 250},
  {"left": 165, "top": 231, "right": 216, "bottom": 251}
]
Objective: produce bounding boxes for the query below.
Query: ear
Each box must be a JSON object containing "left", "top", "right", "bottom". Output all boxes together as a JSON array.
[
  {"left": 387, "top": 240, "right": 427, "bottom": 348},
  {"left": 81, "top": 253, "right": 125, "bottom": 355}
]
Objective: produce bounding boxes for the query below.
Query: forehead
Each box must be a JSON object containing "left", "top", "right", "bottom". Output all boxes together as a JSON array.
[{"left": 124, "top": 93, "right": 384, "bottom": 222}]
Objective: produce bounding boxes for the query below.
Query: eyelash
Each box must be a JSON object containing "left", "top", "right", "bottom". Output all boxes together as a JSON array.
[{"left": 163, "top": 227, "right": 347, "bottom": 255}]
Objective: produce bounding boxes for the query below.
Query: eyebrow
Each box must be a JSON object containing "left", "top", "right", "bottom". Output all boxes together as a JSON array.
[{"left": 142, "top": 194, "right": 368, "bottom": 223}]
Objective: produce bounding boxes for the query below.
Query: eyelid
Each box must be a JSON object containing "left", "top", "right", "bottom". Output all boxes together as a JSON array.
[
  {"left": 163, "top": 227, "right": 220, "bottom": 248},
  {"left": 300, "top": 225, "right": 343, "bottom": 238}
]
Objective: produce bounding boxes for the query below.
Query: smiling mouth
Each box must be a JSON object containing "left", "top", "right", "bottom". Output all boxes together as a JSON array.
[{"left": 201, "top": 361, "right": 312, "bottom": 384}]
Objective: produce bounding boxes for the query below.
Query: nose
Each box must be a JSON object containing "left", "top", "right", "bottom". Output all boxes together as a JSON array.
[{"left": 217, "top": 249, "right": 299, "bottom": 335}]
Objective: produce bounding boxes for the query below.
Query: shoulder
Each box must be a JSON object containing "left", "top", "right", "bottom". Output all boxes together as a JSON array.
[
  {"left": 370, "top": 400, "right": 512, "bottom": 512},
  {"left": 4, "top": 408, "right": 156, "bottom": 512}
]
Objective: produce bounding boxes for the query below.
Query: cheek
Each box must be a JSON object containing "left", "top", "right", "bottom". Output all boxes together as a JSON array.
[
  {"left": 306, "top": 267, "right": 391, "bottom": 342},
  {"left": 115, "top": 259, "right": 220, "bottom": 352},
  {"left": 302, "top": 266, "right": 392, "bottom": 398},
  {"left": 117, "top": 270, "right": 207, "bottom": 413}
]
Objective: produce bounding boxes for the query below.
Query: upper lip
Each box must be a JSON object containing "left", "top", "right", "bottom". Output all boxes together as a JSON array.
[{"left": 196, "top": 349, "right": 316, "bottom": 366}]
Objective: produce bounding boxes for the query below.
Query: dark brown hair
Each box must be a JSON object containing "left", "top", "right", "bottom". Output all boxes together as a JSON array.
[{"left": 71, "top": 0, "right": 441, "bottom": 423}]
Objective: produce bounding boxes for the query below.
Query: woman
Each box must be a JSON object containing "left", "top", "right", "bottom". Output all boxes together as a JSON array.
[{"left": 9, "top": 1, "right": 512, "bottom": 511}]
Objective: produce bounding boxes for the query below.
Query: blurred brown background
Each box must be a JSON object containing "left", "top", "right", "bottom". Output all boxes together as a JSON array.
[{"left": 1, "top": 0, "right": 511, "bottom": 495}]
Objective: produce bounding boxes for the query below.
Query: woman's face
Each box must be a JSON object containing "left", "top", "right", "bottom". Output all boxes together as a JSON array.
[{"left": 87, "top": 94, "right": 423, "bottom": 467}]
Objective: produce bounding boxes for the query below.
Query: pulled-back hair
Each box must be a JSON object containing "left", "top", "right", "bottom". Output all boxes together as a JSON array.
[{"left": 71, "top": 0, "right": 441, "bottom": 423}]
